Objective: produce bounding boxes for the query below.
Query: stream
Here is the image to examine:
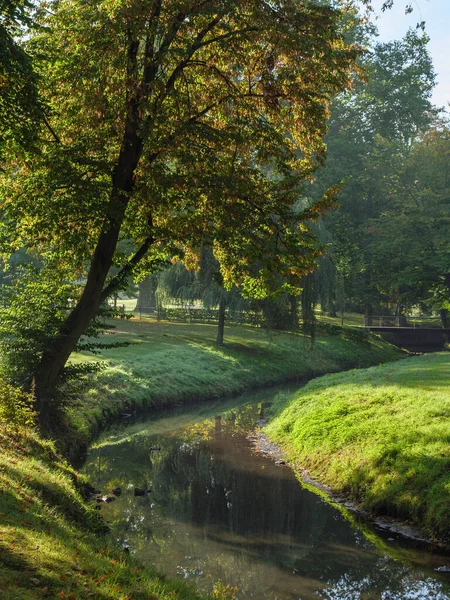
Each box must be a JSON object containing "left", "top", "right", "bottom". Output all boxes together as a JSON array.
[{"left": 83, "top": 387, "right": 450, "bottom": 600}]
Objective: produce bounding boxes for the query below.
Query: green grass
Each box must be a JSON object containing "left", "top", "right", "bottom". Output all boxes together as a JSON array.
[
  {"left": 0, "top": 425, "right": 232, "bottom": 600},
  {"left": 264, "top": 352, "right": 450, "bottom": 543},
  {"left": 314, "top": 307, "right": 364, "bottom": 327},
  {"left": 66, "top": 318, "right": 403, "bottom": 453}
]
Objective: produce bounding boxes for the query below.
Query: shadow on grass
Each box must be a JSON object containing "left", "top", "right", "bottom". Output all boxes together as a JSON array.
[
  {"left": 0, "top": 538, "right": 118, "bottom": 599},
  {"left": 349, "top": 451, "right": 450, "bottom": 536}
]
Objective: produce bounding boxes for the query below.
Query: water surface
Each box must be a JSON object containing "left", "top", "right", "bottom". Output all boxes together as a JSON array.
[{"left": 83, "top": 389, "right": 450, "bottom": 599}]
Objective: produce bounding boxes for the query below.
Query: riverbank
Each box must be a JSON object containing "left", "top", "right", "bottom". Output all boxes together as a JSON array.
[
  {"left": 64, "top": 318, "right": 403, "bottom": 459},
  {"left": 0, "top": 320, "right": 404, "bottom": 598},
  {"left": 264, "top": 352, "right": 450, "bottom": 546}
]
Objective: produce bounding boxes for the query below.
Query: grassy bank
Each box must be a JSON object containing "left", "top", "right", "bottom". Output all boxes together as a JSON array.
[
  {"left": 66, "top": 318, "right": 403, "bottom": 455},
  {"left": 264, "top": 352, "right": 450, "bottom": 544},
  {"left": 0, "top": 424, "right": 236, "bottom": 600}
]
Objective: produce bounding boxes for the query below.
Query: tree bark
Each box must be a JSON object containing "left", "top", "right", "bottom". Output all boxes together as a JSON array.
[
  {"left": 216, "top": 298, "right": 226, "bottom": 346},
  {"left": 328, "top": 303, "right": 337, "bottom": 318},
  {"left": 364, "top": 302, "right": 372, "bottom": 326},
  {"left": 34, "top": 217, "right": 125, "bottom": 417},
  {"left": 135, "top": 276, "right": 158, "bottom": 314}
]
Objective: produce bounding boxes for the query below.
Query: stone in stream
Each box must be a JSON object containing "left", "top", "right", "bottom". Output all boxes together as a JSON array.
[
  {"left": 134, "top": 488, "right": 152, "bottom": 496},
  {"left": 95, "top": 495, "right": 116, "bottom": 503},
  {"left": 103, "top": 495, "right": 116, "bottom": 503}
]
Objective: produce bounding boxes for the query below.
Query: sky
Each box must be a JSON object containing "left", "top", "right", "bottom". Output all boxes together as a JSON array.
[{"left": 369, "top": 0, "right": 450, "bottom": 110}]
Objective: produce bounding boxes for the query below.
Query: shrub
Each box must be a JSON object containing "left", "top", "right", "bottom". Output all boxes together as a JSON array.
[{"left": 0, "top": 377, "right": 36, "bottom": 426}]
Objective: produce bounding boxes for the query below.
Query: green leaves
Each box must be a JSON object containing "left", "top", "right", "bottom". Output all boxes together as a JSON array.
[
  {"left": 311, "top": 26, "right": 439, "bottom": 315},
  {"left": 0, "top": 1, "right": 42, "bottom": 154},
  {"left": 0, "top": 377, "right": 35, "bottom": 427},
  {"left": 367, "top": 124, "right": 450, "bottom": 308}
]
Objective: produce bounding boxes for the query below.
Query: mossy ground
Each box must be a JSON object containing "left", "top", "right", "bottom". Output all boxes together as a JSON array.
[{"left": 264, "top": 352, "right": 450, "bottom": 544}]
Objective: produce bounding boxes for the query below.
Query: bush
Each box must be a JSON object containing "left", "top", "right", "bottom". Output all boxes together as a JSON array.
[
  {"left": 0, "top": 377, "right": 36, "bottom": 426},
  {"left": 315, "top": 321, "right": 371, "bottom": 345}
]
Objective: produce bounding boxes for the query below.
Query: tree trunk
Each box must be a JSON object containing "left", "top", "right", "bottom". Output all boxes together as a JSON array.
[
  {"left": 444, "top": 275, "right": 450, "bottom": 330},
  {"left": 34, "top": 85, "right": 145, "bottom": 418},
  {"left": 135, "top": 276, "right": 157, "bottom": 314},
  {"left": 328, "top": 303, "right": 337, "bottom": 318},
  {"left": 364, "top": 302, "right": 373, "bottom": 326},
  {"left": 339, "top": 275, "right": 345, "bottom": 327},
  {"left": 34, "top": 220, "right": 126, "bottom": 415},
  {"left": 396, "top": 303, "right": 407, "bottom": 327},
  {"left": 289, "top": 294, "right": 299, "bottom": 330},
  {"left": 301, "top": 274, "right": 316, "bottom": 339},
  {"left": 216, "top": 298, "right": 226, "bottom": 346}
]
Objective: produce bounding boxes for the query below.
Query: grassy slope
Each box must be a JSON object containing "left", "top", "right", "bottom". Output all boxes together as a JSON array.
[
  {"left": 265, "top": 352, "right": 450, "bottom": 543},
  {"left": 67, "top": 318, "right": 403, "bottom": 451},
  {"left": 0, "top": 426, "right": 224, "bottom": 600}
]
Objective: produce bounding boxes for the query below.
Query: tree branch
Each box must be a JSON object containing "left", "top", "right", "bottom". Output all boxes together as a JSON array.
[
  {"left": 162, "top": 13, "right": 224, "bottom": 98},
  {"left": 142, "top": 0, "right": 163, "bottom": 77},
  {"left": 43, "top": 115, "right": 61, "bottom": 143},
  {"left": 143, "top": 9, "right": 187, "bottom": 86},
  {"left": 100, "top": 233, "right": 155, "bottom": 303},
  {"left": 196, "top": 25, "right": 257, "bottom": 50}
]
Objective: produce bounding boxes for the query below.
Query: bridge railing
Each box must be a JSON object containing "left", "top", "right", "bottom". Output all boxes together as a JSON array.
[{"left": 364, "top": 316, "right": 443, "bottom": 329}]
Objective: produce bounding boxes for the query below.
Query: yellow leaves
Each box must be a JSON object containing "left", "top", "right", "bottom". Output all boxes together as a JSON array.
[
  {"left": 212, "top": 581, "right": 239, "bottom": 600},
  {"left": 182, "top": 247, "right": 201, "bottom": 272}
]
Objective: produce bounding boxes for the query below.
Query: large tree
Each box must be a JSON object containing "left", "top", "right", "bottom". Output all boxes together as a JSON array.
[{"left": 0, "top": 0, "right": 360, "bottom": 415}]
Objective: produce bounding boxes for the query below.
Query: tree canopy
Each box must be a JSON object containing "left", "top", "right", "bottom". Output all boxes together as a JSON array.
[
  {"left": 0, "top": 0, "right": 361, "bottom": 413},
  {"left": 310, "top": 27, "right": 439, "bottom": 319}
]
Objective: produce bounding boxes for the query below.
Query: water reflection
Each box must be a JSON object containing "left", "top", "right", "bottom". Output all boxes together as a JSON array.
[{"left": 83, "top": 399, "right": 450, "bottom": 600}]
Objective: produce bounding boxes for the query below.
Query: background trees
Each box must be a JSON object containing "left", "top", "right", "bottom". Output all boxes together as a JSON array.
[
  {"left": 366, "top": 123, "right": 450, "bottom": 322},
  {"left": 311, "top": 28, "right": 440, "bottom": 319}
]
